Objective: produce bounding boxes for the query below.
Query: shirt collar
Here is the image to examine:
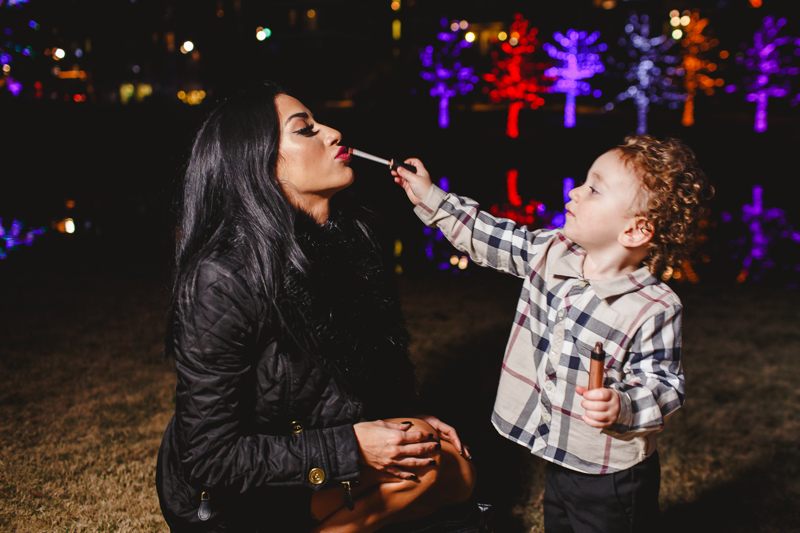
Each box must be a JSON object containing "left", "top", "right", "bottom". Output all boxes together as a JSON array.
[{"left": 549, "top": 238, "right": 660, "bottom": 300}]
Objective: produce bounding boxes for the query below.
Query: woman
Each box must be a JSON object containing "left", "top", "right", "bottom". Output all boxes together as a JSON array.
[{"left": 156, "top": 81, "right": 476, "bottom": 533}]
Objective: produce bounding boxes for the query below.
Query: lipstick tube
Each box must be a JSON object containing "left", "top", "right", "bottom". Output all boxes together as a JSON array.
[
  {"left": 348, "top": 148, "right": 417, "bottom": 174},
  {"left": 589, "top": 342, "right": 605, "bottom": 390}
]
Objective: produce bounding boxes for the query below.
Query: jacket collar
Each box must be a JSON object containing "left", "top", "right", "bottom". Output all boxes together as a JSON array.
[{"left": 549, "top": 240, "right": 660, "bottom": 300}]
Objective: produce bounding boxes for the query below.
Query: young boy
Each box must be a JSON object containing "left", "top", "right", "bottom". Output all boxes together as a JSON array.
[{"left": 391, "top": 135, "right": 712, "bottom": 533}]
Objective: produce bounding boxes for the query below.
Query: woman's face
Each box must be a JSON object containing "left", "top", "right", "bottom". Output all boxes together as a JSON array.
[{"left": 275, "top": 94, "right": 354, "bottom": 213}]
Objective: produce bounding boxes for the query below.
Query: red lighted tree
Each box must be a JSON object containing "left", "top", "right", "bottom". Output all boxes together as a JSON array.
[
  {"left": 483, "top": 14, "right": 548, "bottom": 138},
  {"left": 489, "top": 169, "right": 546, "bottom": 229}
]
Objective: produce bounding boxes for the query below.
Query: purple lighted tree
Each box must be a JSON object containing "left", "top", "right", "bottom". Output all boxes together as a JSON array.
[
  {"left": 547, "top": 177, "right": 575, "bottom": 229},
  {"left": 1, "top": 0, "right": 35, "bottom": 97},
  {"left": 605, "top": 13, "right": 683, "bottom": 134},
  {"left": 723, "top": 185, "right": 800, "bottom": 286},
  {"left": 543, "top": 29, "right": 606, "bottom": 128},
  {"left": 420, "top": 19, "right": 480, "bottom": 128},
  {"left": 733, "top": 16, "right": 800, "bottom": 132}
]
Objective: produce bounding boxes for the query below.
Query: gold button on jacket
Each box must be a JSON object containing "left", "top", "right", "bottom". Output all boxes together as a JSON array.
[
  {"left": 309, "top": 468, "right": 326, "bottom": 485},
  {"left": 291, "top": 421, "right": 304, "bottom": 434}
]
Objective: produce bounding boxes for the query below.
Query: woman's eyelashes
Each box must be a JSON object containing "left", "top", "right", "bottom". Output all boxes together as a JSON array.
[{"left": 294, "top": 123, "right": 319, "bottom": 137}]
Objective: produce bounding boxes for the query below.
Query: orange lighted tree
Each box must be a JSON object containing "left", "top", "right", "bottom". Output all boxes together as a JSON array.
[
  {"left": 679, "top": 11, "right": 724, "bottom": 126},
  {"left": 483, "top": 14, "right": 548, "bottom": 137}
]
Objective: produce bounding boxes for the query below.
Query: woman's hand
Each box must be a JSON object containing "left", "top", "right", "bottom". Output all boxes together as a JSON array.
[
  {"left": 353, "top": 420, "right": 440, "bottom": 480},
  {"left": 575, "top": 386, "right": 621, "bottom": 429},
  {"left": 390, "top": 158, "right": 432, "bottom": 206},
  {"left": 414, "top": 414, "right": 471, "bottom": 459}
]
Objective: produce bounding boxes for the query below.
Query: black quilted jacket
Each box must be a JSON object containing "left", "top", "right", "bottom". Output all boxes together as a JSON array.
[{"left": 156, "top": 210, "right": 416, "bottom": 532}]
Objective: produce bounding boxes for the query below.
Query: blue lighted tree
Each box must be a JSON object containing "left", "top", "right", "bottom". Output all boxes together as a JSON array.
[
  {"left": 420, "top": 19, "right": 479, "bottom": 128},
  {"left": 605, "top": 13, "right": 683, "bottom": 134},
  {"left": 543, "top": 29, "right": 606, "bottom": 128},
  {"left": 733, "top": 15, "right": 800, "bottom": 132}
]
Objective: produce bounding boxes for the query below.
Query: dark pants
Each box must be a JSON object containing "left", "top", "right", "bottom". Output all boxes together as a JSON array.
[{"left": 543, "top": 451, "right": 661, "bottom": 533}]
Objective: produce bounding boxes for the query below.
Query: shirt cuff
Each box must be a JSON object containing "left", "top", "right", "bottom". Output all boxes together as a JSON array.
[
  {"left": 612, "top": 388, "right": 633, "bottom": 432},
  {"left": 413, "top": 184, "right": 448, "bottom": 225}
]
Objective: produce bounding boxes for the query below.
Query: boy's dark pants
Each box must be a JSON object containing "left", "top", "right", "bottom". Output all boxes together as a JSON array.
[{"left": 543, "top": 451, "right": 661, "bottom": 533}]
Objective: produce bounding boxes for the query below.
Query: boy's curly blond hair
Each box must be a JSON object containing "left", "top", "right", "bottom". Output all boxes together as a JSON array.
[{"left": 617, "top": 135, "right": 714, "bottom": 278}]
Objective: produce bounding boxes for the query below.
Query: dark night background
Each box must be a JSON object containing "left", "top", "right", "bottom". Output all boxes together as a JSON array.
[
  {"left": 2, "top": 1, "right": 800, "bottom": 531},
  {"left": 2, "top": 0, "right": 800, "bottom": 280}
]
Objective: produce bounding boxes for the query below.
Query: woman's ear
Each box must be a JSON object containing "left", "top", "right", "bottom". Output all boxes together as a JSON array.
[{"left": 619, "top": 216, "right": 654, "bottom": 249}]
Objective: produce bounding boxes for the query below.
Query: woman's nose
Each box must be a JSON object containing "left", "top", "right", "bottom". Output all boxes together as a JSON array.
[{"left": 322, "top": 124, "right": 342, "bottom": 146}]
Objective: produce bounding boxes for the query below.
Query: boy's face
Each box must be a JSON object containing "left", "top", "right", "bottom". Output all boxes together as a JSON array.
[{"left": 564, "top": 149, "right": 647, "bottom": 253}]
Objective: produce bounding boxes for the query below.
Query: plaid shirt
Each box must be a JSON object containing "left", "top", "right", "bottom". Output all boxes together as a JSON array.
[{"left": 415, "top": 185, "right": 684, "bottom": 474}]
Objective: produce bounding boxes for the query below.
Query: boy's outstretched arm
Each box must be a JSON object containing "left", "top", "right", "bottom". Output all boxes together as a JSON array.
[{"left": 392, "top": 161, "right": 561, "bottom": 279}]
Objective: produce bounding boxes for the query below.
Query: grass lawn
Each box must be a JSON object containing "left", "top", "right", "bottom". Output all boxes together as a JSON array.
[{"left": 1, "top": 269, "right": 798, "bottom": 532}]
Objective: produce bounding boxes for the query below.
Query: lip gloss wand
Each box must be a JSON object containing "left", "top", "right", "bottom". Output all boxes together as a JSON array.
[
  {"left": 347, "top": 148, "right": 418, "bottom": 174},
  {"left": 589, "top": 342, "right": 605, "bottom": 390}
]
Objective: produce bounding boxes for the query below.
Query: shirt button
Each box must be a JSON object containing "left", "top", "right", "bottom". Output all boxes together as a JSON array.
[
  {"left": 545, "top": 381, "right": 554, "bottom": 392},
  {"left": 557, "top": 309, "right": 565, "bottom": 320},
  {"left": 550, "top": 350, "right": 557, "bottom": 357},
  {"left": 542, "top": 412, "right": 551, "bottom": 423},
  {"left": 309, "top": 468, "right": 326, "bottom": 485},
  {"left": 578, "top": 280, "right": 588, "bottom": 287},
  {"left": 291, "top": 421, "right": 304, "bottom": 434}
]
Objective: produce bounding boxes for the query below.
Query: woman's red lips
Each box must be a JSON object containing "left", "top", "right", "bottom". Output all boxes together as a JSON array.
[{"left": 336, "top": 146, "right": 351, "bottom": 160}]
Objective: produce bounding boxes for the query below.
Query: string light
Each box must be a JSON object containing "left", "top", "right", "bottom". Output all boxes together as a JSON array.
[
  {"left": 605, "top": 13, "right": 683, "bottom": 134},
  {"left": 543, "top": 28, "right": 605, "bottom": 128},
  {"left": 723, "top": 185, "right": 800, "bottom": 286},
  {"left": 256, "top": 27, "right": 271, "bottom": 41},
  {"left": 680, "top": 11, "right": 722, "bottom": 127},
  {"left": 419, "top": 19, "right": 479, "bottom": 128},
  {"left": 489, "top": 169, "right": 545, "bottom": 229},
  {"left": 483, "top": 13, "right": 547, "bottom": 138},
  {"left": 547, "top": 178, "right": 575, "bottom": 229},
  {"left": 0, "top": 218, "right": 45, "bottom": 260},
  {"left": 734, "top": 16, "right": 799, "bottom": 132}
]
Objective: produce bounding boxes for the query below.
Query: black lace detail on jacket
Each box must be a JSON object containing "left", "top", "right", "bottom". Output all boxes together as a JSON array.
[{"left": 276, "top": 208, "right": 416, "bottom": 420}]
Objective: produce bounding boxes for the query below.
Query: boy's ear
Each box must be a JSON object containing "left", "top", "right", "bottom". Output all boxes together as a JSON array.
[{"left": 619, "top": 216, "right": 654, "bottom": 248}]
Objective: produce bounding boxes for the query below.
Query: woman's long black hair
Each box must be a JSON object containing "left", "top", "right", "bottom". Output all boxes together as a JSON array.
[{"left": 166, "top": 81, "right": 306, "bottom": 356}]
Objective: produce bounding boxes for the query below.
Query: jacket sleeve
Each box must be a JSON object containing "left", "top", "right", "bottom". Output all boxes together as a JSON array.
[
  {"left": 605, "top": 304, "right": 685, "bottom": 437},
  {"left": 413, "top": 184, "right": 560, "bottom": 279},
  {"left": 173, "top": 261, "right": 361, "bottom": 492}
]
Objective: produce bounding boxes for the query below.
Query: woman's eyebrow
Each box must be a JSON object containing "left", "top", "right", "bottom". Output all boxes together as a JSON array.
[{"left": 284, "top": 111, "right": 313, "bottom": 126}]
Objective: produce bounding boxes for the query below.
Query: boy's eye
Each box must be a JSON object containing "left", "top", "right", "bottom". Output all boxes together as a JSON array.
[{"left": 589, "top": 186, "right": 598, "bottom": 194}]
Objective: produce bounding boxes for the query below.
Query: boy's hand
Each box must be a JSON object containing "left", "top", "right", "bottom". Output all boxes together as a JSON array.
[
  {"left": 390, "top": 158, "right": 432, "bottom": 206},
  {"left": 575, "top": 386, "right": 620, "bottom": 429}
]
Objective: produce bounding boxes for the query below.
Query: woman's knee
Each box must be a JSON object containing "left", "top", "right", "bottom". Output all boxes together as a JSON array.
[
  {"left": 382, "top": 418, "right": 475, "bottom": 504},
  {"left": 444, "top": 441, "right": 477, "bottom": 504},
  {"left": 382, "top": 418, "right": 442, "bottom": 494}
]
